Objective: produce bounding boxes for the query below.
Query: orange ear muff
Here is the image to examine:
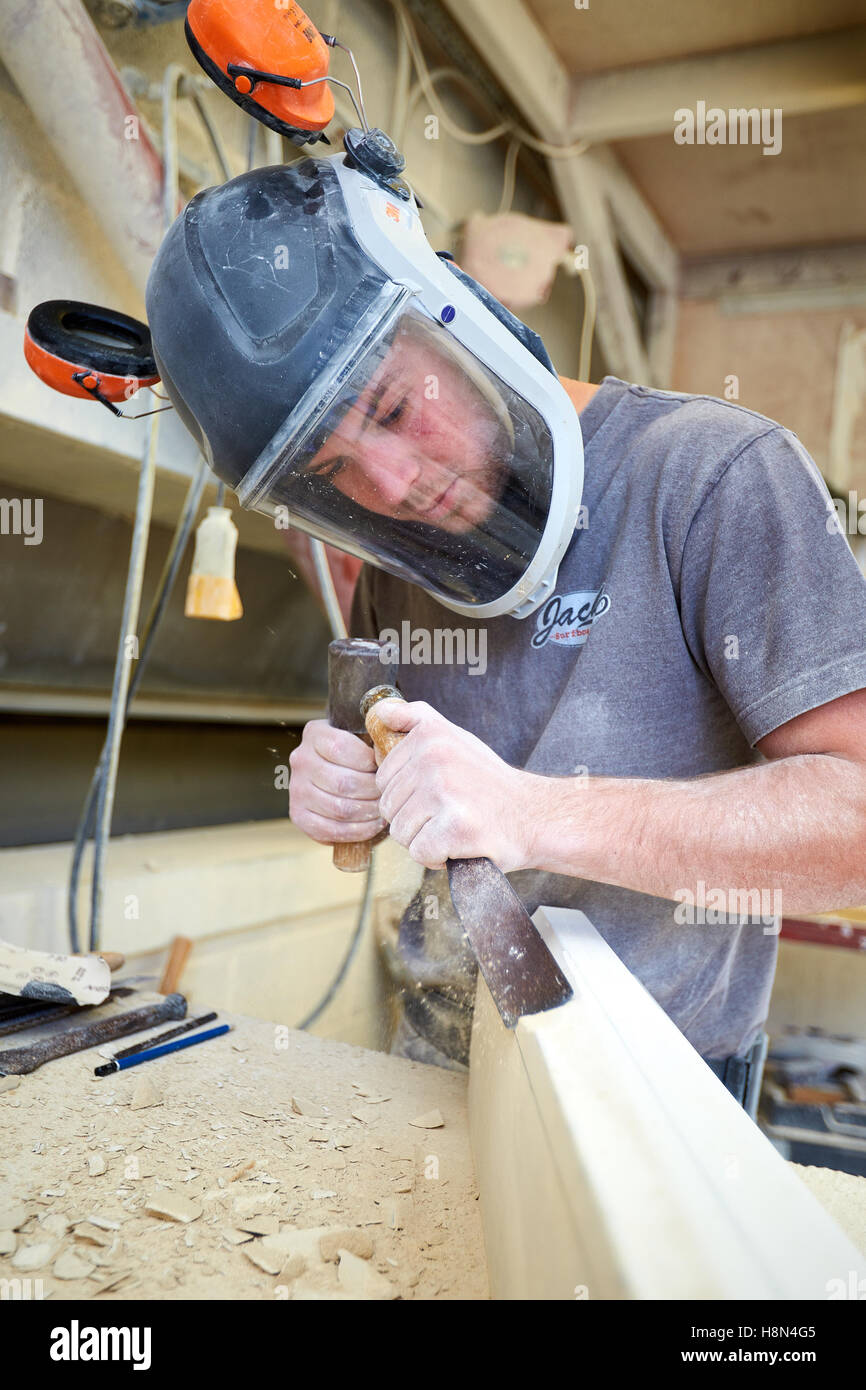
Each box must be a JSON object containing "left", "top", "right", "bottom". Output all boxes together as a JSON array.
[
  {"left": 24, "top": 301, "right": 159, "bottom": 408},
  {"left": 185, "top": 0, "right": 334, "bottom": 144}
]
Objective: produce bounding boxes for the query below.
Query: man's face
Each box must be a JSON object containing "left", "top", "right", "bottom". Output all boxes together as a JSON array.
[{"left": 304, "top": 320, "right": 508, "bottom": 534}]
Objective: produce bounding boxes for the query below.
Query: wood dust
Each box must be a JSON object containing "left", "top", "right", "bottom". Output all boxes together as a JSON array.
[{"left": 0, "top": 1013, "right": 488, "bottom": 1301}]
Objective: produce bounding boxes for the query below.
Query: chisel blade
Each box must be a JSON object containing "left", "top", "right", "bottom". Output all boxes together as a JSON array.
[{"left": 446, "top": 858, "right": 573, "bottom": 1029}]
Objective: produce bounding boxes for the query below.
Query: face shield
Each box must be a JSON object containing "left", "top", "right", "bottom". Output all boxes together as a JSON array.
[
  {"left": 146, "top": 154, "right": 583, "bottom": 619},
  {"left": 237, "top": 294, "right": 558, "bottom": 612}
]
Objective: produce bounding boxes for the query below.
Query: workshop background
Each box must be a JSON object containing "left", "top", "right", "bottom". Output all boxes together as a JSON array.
[{"left": 1, "top": 0, "right": 865, "bottom": 1157}]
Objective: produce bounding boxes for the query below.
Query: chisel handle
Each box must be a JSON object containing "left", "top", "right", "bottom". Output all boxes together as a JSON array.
[
  {"left": 328, "top": 639, "right": 398, "bottom": 873},
  {"left": 361, "top": 684, "right": 406, "bottom": 758}
]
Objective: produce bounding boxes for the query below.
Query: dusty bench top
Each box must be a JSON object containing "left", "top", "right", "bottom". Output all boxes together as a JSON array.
[{"left": 0, "top": 1009, "right": 488, "bottom": 1301}]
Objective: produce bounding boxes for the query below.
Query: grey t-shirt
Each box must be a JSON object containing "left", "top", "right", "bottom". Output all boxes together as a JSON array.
[{"left": 351, "top": 376, "right": 866, "bottom": 1057}]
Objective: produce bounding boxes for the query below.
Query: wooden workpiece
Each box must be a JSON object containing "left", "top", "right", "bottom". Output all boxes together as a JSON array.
[{"left": 0, "top": 1011, "right": 487, "bottom": 1300}]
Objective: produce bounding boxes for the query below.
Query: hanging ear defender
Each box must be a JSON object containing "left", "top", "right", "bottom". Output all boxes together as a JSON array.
[{"left": 185, "top": 506, "right": 243, "bottom": 621}]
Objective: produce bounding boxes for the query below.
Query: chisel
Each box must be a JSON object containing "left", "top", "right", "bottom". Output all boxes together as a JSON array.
[
  {"left": 0, "top": 994, "right": 187, "bottom": 1075},
  {"left": 360, "top": 684, "right": 573, "bottom": 1029}
]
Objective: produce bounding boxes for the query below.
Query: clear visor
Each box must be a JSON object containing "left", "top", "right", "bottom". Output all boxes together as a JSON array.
[{"left": 238, "top": 298, "right": 555, "bottom": 609}]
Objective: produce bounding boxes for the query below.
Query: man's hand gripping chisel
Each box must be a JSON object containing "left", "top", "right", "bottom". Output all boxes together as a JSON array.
[{"left": 360, "top": 684, "right": 573, "bottom": 1029}]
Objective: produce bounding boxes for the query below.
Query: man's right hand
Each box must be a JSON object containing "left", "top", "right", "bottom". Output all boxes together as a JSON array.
[{"left": 288, "top": 719, "right": 387, "bottom": 844}]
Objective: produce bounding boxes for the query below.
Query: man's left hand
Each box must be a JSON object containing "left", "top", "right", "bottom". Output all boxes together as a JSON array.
[{"left": 372, "top": 699, "right": 536, "bottom": 871}]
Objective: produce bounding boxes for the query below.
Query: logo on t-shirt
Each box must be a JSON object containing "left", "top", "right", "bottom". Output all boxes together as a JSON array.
[{"left": 531, "top": 587, "right": 610, "bottom": 649}]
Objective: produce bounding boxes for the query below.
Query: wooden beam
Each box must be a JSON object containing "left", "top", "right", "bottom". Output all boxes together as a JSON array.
[
  {"left": 682, "top": 243, "right": 866, "bottom": 298},
  {"left": 470, "top": 906, "right": 866, "bottom": 1299},
  {"left": 435, "top": 0, "right": 679, "bottom": 381},
  {"left": 550, "top": 151, "right": 653, "bottom": 383},
  {"left": 567, "top": 28, "right": 866, "bottom": 144},
  {"left": 437, "top": 0, "right": 570, "bottom": 140},
  {"left": 594, "top": 145, "right": 678, "bottom": 292}
]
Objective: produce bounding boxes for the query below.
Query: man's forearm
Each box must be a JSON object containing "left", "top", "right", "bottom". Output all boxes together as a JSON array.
[{"left": 521, "top": 753, "right": 866, "bottom": 914}]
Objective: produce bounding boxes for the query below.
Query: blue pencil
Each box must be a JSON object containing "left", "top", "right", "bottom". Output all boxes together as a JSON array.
[{"left": 114, "top": 1023, "right": 231, "bottom": 1071}]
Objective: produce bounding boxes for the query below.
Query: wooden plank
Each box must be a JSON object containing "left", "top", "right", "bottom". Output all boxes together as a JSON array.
[
  {"left": 550, "top": 152, "right": 652, "bottom": 382},
  {"left": 469, "top": 906, "right": 866, "bottom": 1299},
  {"left": 438, "top": 0, "right": 570, "bottom": 139},
  {"left": 567, "top": 29, "right": 866, "bottom": 144}
]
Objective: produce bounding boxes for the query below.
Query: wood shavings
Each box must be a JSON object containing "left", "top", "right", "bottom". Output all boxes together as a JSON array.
[
  {"left": 319, "top": 1228, "right": 374, "bottom": 1263},
  {"left": 39, "top": 1213, "right": 69, "bottom": 1238},
  {"left": 321, "top": 1153, "right": 347, "bottom": 1171},
  {"left": 0, "top": 1231, "right": 17, "bottom": 1256},
  {"left": 87, "top": 1214, "right": 121, "bottom": 1231},
  {"left": 12, "top": 1240, "right": 56, "bottom": 1270},
  {"left": 90, "top": 1270, "right": 135, "bottom": 1296},
  {"left": 222, "top": 1228, "right": 253, "bottom": 1246},
  {"left": 237, "top": 1215, "right": 278, "bottom": 1237},
  {"left": 0, "top": 1076, "right": 21, "bottom": 1093},
  {"left": 279, "top": 1253, "right": 306, "bottom": 1282},
  {"left": 0, "top": 1012, "right": 487, "bottom": 1301},
  {"left": 259, "top": 1226, "right": 330, "bottom": 1261},
  {"left": 54, "top": 1250, "right": 95, "bottom": 1281},
  {"left": 88, "top": 1154, "right": 107, "bottom": 1177},
  {"left": 409, "top": 1109, "right": 444, "bottom": 1129},
  {"left": 291, "top": 1096, "right": 327, "bottom": 1119},
  {"left": 130, "top": 1077, "right": 163, "bottom": 1111},
  {"left": 243, "top": 1244, "right": 284, "bottom": 1276},
  {"left": 145, "top": 1193, "right": 202, "bottom": 1224},
  {"left": 229, "top": 1160, "right": 255, "bottom": 1182},
  {"left": 311, "top": 1190, "right": 337, "bottom": 1201},
  {"left": 72, "top": 1223, "right": 113, "bottom": 1247},
  {"left": 232, "top": 1193, "right": 280, "bottom": 1217},
  {"left": 0, "top": 1203, "right": 29, "bottom": 1231},
  {"left": 337, "top": 1249, "right": 396, "bottom": 1300}
]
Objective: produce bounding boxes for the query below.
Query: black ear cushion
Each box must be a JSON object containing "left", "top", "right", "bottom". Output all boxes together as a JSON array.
[{"left": 26, "top": 300, "right": 158, "bottom": 378}]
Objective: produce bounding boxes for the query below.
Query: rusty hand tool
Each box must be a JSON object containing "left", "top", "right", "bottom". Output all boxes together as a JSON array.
[
  {"left": 0, "top": 985, "right": 135, "bottom": 1040},
  {"left": 327, "top": 637, "right": 398, "bottom": 873},
  {"left": 0, "top": 993, "right": 187, "bottom": 1075},
  {"left": 361, "top": 685, "right": 573, "bottom": 1029}
]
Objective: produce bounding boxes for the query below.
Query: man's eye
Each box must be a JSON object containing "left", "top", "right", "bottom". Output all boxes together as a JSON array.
[
  {"left": 309, "top": 456, "right": 347, "bottom": 482},
  {"left": 379, "top": 395, "right": 408, "bottom": 428}
]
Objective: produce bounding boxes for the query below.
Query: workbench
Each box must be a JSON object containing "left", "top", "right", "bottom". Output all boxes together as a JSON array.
[{"left": 0, "top": 1008, "right": 488, "bottom": 1300}]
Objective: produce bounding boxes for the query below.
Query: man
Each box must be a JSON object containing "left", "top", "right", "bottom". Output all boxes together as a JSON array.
[
  {"left": 287, "top": 361, "right": 866, "bottom": 1106},
  {"left": 146, "top": 155, "right": 866, "bottom": 1113}
]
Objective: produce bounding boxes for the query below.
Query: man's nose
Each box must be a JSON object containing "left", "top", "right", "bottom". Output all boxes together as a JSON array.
[{"left": 362, "top": 434, "right": 423, "bottom": 508}]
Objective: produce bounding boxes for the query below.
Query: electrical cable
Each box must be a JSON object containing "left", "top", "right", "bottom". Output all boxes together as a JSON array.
[
  {"left": 497, "top": 137, "right": 520, "bottom": 215},
  {"left": 389, "top": 5, "right": 597, "bottom": 381},
  {"left": 390, "top": 0, "right": 590, "bottom": 160},
  {"left": 71, "top": 63, "right": 200, "bottom": 951},
  {"left": 310, "top": 538, "right": 348, "bottom": 641},
  {"left": 577, "top": 264, "right": 597, "bottom": 382},
  {"left": 87, "top": 414, "right": 160, "bottom": 951},
  {"left": 189, "top": 87, "right": 232, "bottom": 180},
  {"left": 68, "top": 460, "right": 209, "bottom": 950}
]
